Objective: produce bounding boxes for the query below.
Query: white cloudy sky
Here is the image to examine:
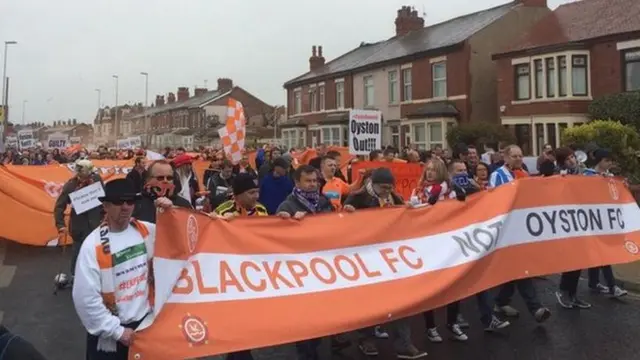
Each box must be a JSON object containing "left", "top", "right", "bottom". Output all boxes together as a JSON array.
[{"left": 1, "top": 0, "right": 574, "bottom": 125}]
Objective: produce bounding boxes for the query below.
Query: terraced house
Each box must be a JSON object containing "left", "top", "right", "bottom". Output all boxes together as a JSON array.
[
  {"left": 493, "top": 0, "right": 640, "bottom": 155},
  {"left": 281, "top": 0, "right": 550, "bottom": 150}
]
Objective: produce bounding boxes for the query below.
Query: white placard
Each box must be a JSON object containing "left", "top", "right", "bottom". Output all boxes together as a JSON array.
[
  {"left": 17, "top": 129, "right": 34, "bottom": 150},
  {"left": 116, "top": 138, "right": 131, "bottom": 149},
  {"left": 69, "top": 182, "right": 105, "bottom": 215},
  {"left": 128, "top": 136, "right": 142, "bottom": 148},
  {"left": 70, "top": 136, "right": 82, "bottom": 145},
  {"left": 348, "top": 109, "right": 382, "bottom": 155},
  {"left": 5, "top": 135, "right": 17, "bottom": 148},
  {"left": 47, "top": 133, "right": 69, "bottom": 149}
]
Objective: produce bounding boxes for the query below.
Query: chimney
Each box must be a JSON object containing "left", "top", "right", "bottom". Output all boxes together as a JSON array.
[
  {"left": 194, "top": 88, "right": 208, "bottom": 97},
  {"left": 309, "top": 45, "right": 325, "bottom": 71},
  {"left": 167, "top": 92, "right": 176, "bottom": 104},
  {"left": 395, "top": 5, "right": 424, "bottom": 37},
  {"left": 217, "top": 78, "right": 233, "bottom": 93},
  {"left": 177, "top": 87, "right": 190, "bottom": 102},
  {"left": 155, "top": 95, "right": 165, "bottom": 106},
  {"left": 518, "top": 0, "right": 547, "bottom": 6}
]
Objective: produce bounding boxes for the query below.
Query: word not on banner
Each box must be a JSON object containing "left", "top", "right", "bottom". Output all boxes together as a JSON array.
[
  {"left": 351, "top": 161, "right": 422, "bottom": 199},
  {"left": 47, "top": 132, "right": 69, "bottom": 149},
  {"left": 129, "top": 177, "right": 640, "bottom": 360},
  {"left": 17, "top": 129, "right": 34, "bottom": 150},
  {"left": 348, "top": 109, "right": 381, "bottom": 155}
]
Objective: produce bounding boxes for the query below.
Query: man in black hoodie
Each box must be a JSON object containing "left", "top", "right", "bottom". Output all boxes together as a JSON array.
[{"left": 344, "top": 168, "right": 428, "bottom": 360}]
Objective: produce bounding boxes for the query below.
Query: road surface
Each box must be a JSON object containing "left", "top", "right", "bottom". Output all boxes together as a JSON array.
[{"left": 0, "top": 240, "right": 638, "bottom": 360}]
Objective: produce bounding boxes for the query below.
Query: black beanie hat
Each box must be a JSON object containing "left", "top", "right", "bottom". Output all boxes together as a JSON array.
[
  {"left": 232, "top": 173, "right": 259, "bottom": 195},
  {"left": 370, "top": 167, "right": 395, "bottom": 185}
]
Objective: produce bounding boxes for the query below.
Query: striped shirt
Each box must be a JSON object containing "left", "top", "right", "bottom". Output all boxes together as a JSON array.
[{"left": 488, "top": 165, "right": 514, "bottom": 188}]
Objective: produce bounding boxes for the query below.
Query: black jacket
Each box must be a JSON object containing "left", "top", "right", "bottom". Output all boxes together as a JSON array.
[
  {"left": 276, "top": 193, "right": 334, "bottom": 215},
  {"left": 207, "top": 172, "right": 235, "bottom": 210},
  {"left": 53, "top": 173, "right": 104, "bottom": 243},
  {"left": 133, "top": 192, "right": 193, "bottom": 224},
  {"left": 125, "top": 168, "right": 146, "bottom": 193},
  {"left": 344, "top": 190, "right": 404, "bottom": 210}
]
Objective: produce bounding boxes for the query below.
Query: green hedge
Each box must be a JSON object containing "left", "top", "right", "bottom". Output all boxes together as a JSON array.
[
  {"left": 446, "top": 122, "right": 515, "bottom": 149},
  {"left": 562, "top": 120, "right": 640, "bottom": 180},
  {"left": 588, "top": 91, "right": 640, "bottom": 128}
]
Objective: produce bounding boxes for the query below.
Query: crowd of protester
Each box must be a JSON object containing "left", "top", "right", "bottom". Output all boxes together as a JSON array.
[{"left": 1, "top": 139, "right": 631, "bottom": 360}]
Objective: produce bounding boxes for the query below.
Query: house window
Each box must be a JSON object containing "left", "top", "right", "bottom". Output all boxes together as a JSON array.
[
  {"left": 309, "top": 88, "right": 317, "bottom": 112},
  {"left": 388, "top": 70, "right": 398, "bottom": 103},
  {"left": 515, "top": 64, "right": 531, "bottom": 100},
  {"left": 321, "top": 126, "right": 342, "bottom": 146},
  {"left": 294, "top": 90, "right": 301, "bottom": 114},
  {"left": 534, "top": 60, "right": 543, "bottom": 98},
  {"left": 546, "top": 58, "right": 556, "bottom": 97},
  {"left": 432, "top": 61, "right": 447, "bottom": 98},
  {"left": 390, "top": 125, "right": 400, "bottom": 148},
  {"left": 298, "top": 129, "right": 306, "bottom": 148},
  {"left": 411, "top": 123, "right": 426, "bottom": 149},
  {"left": 558, "top": 56, "right": 567, "bottom": 97},
  {"left": 402, "top": 69, "right": 412, "bottom": 101},
  {"left": 336, "top": 82, "right": 345, "bottom": 109},
  {"left": 572, "top": 55, "right": 588, "bottom": 96},
  {"left": 318, "top": 86, "right": 325, "bottom": 110},
  {"left": 364, "top": 75, "right": 374, "bottom": 107},
  {"left": 428, "top": 122, "right": 443, "bottom": 149},
  {"left": 624, "top": 49, "right": 640, "bottom": 91},
  {"left": 546, "top": 123, "right": 557, "bottom": 148}
]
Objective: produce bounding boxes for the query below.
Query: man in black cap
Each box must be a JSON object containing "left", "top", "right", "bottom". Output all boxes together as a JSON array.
[
  {"left": 213, "top": 173, "right": 268, "bottom": 219},
  {"left": 72, "top": 178, "right": 170, "bottom": 360}
]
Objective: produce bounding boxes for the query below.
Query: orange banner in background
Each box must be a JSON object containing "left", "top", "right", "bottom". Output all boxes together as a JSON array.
[
  {"left": 130, "top": 177, "right": 640, "bottom": 359},
  {"left": 351, "top": 161, "right": 423, "bottom": 199}
]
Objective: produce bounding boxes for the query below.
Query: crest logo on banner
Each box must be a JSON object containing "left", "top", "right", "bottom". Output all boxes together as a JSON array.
[
  {"left": 43, "top": 181, "right": 63, "bottom": 198},
  {"left": 609, "top": 179, "right": 619, "bottom": 201},
  {"left": 179, "top": 313, "right": 209, "bottom": 346},
  {"left": 624, "top": 240, "right": 639, "bottom": 255},
  {"left": 187, "top": 214, "right": 198, "bottom": 254}
]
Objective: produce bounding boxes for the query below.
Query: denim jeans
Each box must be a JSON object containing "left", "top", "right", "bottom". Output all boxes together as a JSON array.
[
  {"left": 559, "top": 270, "right": 582, "bottom": 296},
  {"left": 494, "top": 278, "right": 543, "bottom": 314},
  {"left": 588, "top": 265, "right": 616, "bottom": 289},
  {"left": 475, "top": 290, "right": 494, "bottom": 326}
]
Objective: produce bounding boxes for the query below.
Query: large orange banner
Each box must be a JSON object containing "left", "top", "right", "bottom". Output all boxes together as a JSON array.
[{"left": 130, "top": 176, "right": 640, "bottom": 359}]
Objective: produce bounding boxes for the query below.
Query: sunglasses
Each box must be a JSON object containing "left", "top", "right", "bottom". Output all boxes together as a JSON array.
[
  {"left": 111, "top": 199, "right": 137, "bottom": 206},
  {"left": 154, "top": 175, "right": 174, "bottom": 181}
]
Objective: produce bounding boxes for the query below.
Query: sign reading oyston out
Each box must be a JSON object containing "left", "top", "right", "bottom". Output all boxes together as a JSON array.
[{"left": 348, "top": 109, "right": 381, "bottom": 155}]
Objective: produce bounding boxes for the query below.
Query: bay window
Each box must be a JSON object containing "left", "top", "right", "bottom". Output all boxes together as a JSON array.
[
  {"left": 515, "top": 64, "right": 531, "bottom": 100},
  {"left": 546, "top": 58, "right": 556, "bottom": 97},
  {"left": 571, "top": 55, "right": 588, "bottom": 95},
  {"left": 624, "top": 48, "right": 640, "bottom": 91}
]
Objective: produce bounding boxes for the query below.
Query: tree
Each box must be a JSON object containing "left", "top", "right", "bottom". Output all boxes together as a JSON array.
[
  {"left": 446, "top": 122, "right": 515, "bottom": 149},
  {"left": 588, "top": 91, "right": 640, "bottom": 129},
  {"left": 562, "top": 120, "right": 640, "bottom": 180}
]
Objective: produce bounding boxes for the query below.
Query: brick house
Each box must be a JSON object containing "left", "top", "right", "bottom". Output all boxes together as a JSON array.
[
  {"left": 282, "top": 0, "right": 550, "bottom": 150},
  {"left": 126, "top": 78, "right": 276, "bottom": 149},
  {"left": 94, "top": 105, "right": 139, "bottom": 146},
  {"left": 493, "top": 0, "right": 640, "bottom": 155},
  {"left": 42, "top": 120, "right": 94, "bottom": 146}
]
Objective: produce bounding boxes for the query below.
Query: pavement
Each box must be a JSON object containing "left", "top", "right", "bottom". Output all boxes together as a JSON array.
[{"left": 1, "top": 240, "right": 639, "bottom": 360}]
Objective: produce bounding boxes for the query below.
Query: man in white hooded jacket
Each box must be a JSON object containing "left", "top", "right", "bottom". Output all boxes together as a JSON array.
[{"left": 72, "top": 178, "right": 173, "bottom": 360}]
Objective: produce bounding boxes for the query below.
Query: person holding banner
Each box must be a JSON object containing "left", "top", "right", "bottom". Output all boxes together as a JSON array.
[
  {"left": 133, "top": 160, "right": 192, "bottom": 223},
  {"left": 343, "top": 168, "right": 427, "bottom": 359},
  {"left": 489, "top": 145, "right": 552, "bottom": 322},
  {"left": 72, "top": 179, "right": 168, "bottom": 360},
  {"left": 53, "top": 159, "right": 104, "bottom": 288},
  {"left": 213, "top": 173, "right": 267, "bottom": 219}
]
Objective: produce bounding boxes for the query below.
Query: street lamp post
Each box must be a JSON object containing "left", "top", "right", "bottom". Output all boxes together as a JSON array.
[
  {"left": 140, "top": 72, "right": 149, "bottom": 145},
  {"left": 112, "top": 75, "right": 119, "bottom": 139},
  {"left": 94, "top": 88, "right": 101, "bottom": 109},
  {"left": 2, "top": 41, "right": 18, "bottom": 119},
  {"left": 21, "top": 100, "right": 26, "bottom": 125}
]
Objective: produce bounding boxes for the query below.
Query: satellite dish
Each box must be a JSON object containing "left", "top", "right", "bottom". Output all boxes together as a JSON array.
[{"left": 575, "top": 150, "right": 588, "bottom": 163}]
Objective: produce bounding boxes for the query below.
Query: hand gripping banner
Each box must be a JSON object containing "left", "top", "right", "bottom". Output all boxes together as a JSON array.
[{"left": 130, "top": 176, "right": 640, "bottom": 360}]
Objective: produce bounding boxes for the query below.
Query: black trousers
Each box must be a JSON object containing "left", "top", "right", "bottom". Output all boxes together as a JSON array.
[
  {"left": 85, "top": 319, "right": 143, "bottom": 360},
  {"left": 0, "top": 326, "right": 47, "bottom": 360},
  {"left": 559, "top": 270, "right": 582, "bottom": 296},
  {"left": 423, "top": 301, "right": 460, "bottom": 328}
]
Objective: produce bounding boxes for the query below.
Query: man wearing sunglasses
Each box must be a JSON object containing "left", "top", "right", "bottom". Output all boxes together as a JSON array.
[{"left": 132, "top": 159, "right": 192, "bottom": 223}]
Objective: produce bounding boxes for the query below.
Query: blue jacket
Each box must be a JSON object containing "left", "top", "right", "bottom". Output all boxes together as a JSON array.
[{"left": 259, "top": 173, "right": 294, "bottom": 214}]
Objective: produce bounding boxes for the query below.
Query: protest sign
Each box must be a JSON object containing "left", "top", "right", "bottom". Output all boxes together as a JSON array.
[
  {"left": 69, "top": 182, "right": 105, "bottom": 214},
  {"left": 351, "top": 161, "right": 422, "bottom": 200},
  {"left": 348, "top": 109, "right": 381, "bottom": 155},
  {"left": 117, "top": 138, "right": 131, "bottom": 149},
  {"left": 17, "top": 129, "right": 34, "bottom": 150},
  {"left": 130, "top": 176, "right": 640, "bottom": 359},
  {"left": 5, "top": 136, "right": 17, "bottom": 148},
  {"left": 69, "top": 136, "right": 82, "bottom": 145},
  {"left": 47, "top": 132, "right": 69, "bottom": 149},
  {"left": 128, "top": 136, "right": 142, "bottom": 148}
]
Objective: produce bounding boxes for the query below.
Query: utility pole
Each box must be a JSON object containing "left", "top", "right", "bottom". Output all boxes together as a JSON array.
[{"left": 112, "top": 75, "right": 119, "bottom": 139}]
